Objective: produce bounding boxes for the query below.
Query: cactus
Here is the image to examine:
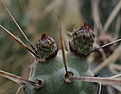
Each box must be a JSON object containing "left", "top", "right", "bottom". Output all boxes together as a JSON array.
[
  {"left": 1, "top": 0, "right": 121, "bottom": 94},
  {"left": 25, "top": 52, "right": 97, "bottom": 94},
  {"left": 24, "top": 23, "right": 98, "bottom": 94}
]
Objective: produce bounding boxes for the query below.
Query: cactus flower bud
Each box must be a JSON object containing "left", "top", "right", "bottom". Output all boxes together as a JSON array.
[
  {"left": 36, "top": 34, "right": 58, "bottom": 62},
  {"left": 69, "top": 23, "right": 95, "bottom": 58}
]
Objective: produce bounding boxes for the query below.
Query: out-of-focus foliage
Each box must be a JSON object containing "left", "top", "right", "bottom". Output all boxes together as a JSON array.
[{"left": 80, "top": 0, "right": 121, "bottom": 34}]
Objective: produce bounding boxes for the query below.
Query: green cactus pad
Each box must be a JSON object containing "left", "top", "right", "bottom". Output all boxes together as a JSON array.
[
  {"left": 24, "top": 50, "right": 98, "bottom": 94},
  {"left": 69, "top": 23, "right": 95, "bottom": 58}
]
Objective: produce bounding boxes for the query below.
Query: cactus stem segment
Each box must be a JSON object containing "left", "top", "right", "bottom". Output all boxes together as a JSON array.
[
  {"left": 64, "top": 71, "right": 74, "bottom": 83},
  {"left": 0, "top": 70, "right": 44, "bottom": 89}
]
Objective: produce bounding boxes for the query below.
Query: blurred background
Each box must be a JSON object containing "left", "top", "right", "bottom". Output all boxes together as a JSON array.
[{"left": 0, "top": 0, "right": 121, "bottom": 94}]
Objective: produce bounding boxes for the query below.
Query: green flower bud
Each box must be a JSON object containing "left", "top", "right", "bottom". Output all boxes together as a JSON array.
[
  {"left": 36, "top": 34, "right": 58, "bottom": 62},
  {"left": 69, "top": 23, "right": 95, "bottom": 58}
]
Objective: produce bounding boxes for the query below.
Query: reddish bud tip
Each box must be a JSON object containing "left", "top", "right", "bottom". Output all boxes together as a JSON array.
[
  {"left": 39, "top": 33, "right": 51, "bottom": 41},
  {"left": 79, "top": 22, "right": 93, "bottom": 33},
  {"left": 41, "top": 33, "right": 47, "bottom": 40}
]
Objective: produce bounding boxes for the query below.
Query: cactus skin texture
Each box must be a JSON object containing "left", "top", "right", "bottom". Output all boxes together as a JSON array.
[
  {"left": 24, "top": 51, "right": 97, "bottom": 94},
  {"left": 24, "top": 23, "right": 98, "bottom": 94}
]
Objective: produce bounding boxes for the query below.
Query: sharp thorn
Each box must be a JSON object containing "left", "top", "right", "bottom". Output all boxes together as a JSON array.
[{"left": 58, "top": 16, "right": 68, "bottom": 73}]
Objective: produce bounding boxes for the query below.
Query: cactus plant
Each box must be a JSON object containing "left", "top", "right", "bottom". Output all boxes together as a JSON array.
[
  {"left": 0, "top": 1, "right": 98, "bottom": 93},
  {"left": 0, "top": 20, "right": 99, "bottom": 93},
  {"left": 24, "top": 23, "right": 97, "bottom": 94},
  {"left": 0, "top": 0, "right": 121, "bottom": 94}
]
